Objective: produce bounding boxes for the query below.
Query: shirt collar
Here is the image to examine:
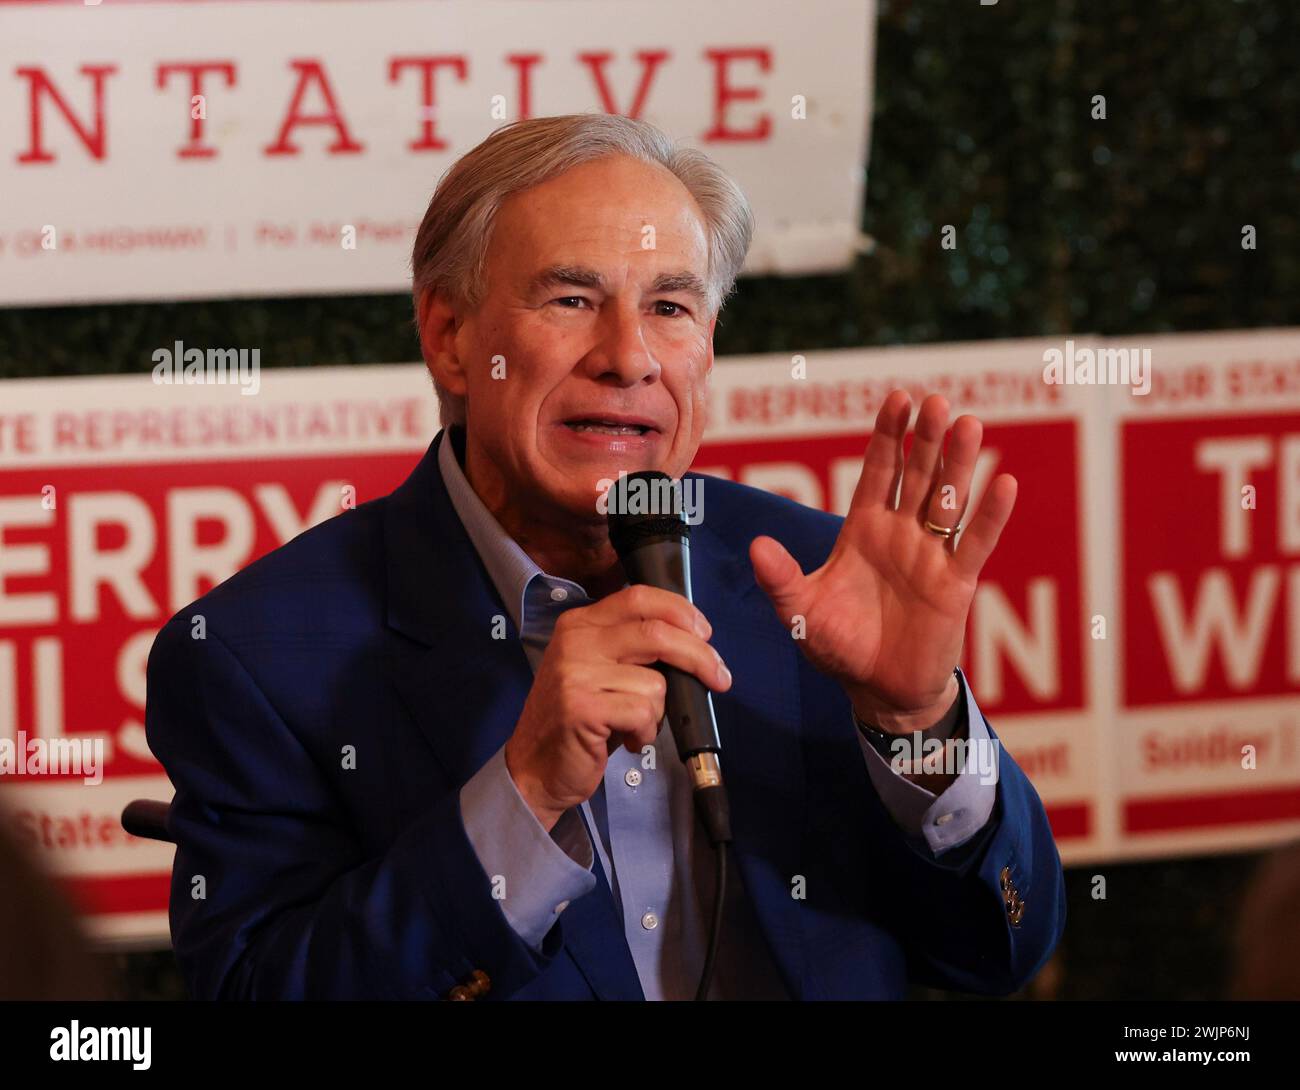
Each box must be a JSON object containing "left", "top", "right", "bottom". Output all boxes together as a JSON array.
[{"left": 436, "top": 425, "right": 588, "bottom": 632}]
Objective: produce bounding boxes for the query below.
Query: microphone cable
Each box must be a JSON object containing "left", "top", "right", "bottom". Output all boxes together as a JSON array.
[{"left": 695, "top": 839, "right": 728, "bottom": 1001}]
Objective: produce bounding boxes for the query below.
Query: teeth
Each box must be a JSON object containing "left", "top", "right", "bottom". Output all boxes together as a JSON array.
[{"left": 568, "top": 422, "right": 646, "bottom": 435}]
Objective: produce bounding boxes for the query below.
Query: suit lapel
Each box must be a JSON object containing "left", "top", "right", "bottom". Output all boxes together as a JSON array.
[
  {"left": 384, "top": 431, "right": 533, "bottom": 786},
  {"left": 549, "top": 818, "right": 646, "bottom": 1000}
]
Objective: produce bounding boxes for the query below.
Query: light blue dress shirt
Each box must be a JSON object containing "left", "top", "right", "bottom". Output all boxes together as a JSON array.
[{"left": 442, "top": 429, "right": 998, "bottom": 1000}]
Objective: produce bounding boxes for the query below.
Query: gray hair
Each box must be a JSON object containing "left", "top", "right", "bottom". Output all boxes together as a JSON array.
[{"left": 410, "top": 112, "right": 755, "bottom": 427}]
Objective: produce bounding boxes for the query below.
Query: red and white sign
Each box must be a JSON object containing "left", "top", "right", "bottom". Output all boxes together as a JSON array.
[
  {"left": 0, "top": 366, "right": 436, "bottom": 942},
  {"left": 0, "top": 0, "right": 874, "bottom": 306},
  {"left": 1116, "top": 335, "right": 1300, "bottom": 852},
  {"left": 3, "top": 329, "right": 1300, "bottom": 945}
]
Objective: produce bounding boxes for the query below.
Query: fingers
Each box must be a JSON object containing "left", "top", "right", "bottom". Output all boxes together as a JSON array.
[
  {"left": 594, "top": 663, "right": 669, "bottom": 702},
  {"left": 599, "top": 664, "right": 667, "bottom": 755},
  {"left": 564, "top": 663, "right": 666, "bottom": 755},
  {"left": 582, "top": 583, "right": 712, "bottom": 640},
  {"left": 953, "top": 472, "right": 1018, "bottom": 578},
  {"left": 898, "top": 394, "right": 950, "bottom": 514},
  {"left": 851, "top": 389, "right": 912, "bottom": 511},
  {"left": 552, "top": 584, "right": 727, "bottom": 714},
  {"left": 921, "top": 413, "right": 983, "bottom": 536},
  {"left": 749, "top": 535, "right": 807, "bottom": 619},
  {"left": 852, "top": 388, "right": 1010, "bottom": 575},
  {"left": 598, "top": 691, "right": 666, "bottom": 755},
  {"left": 603, "top": 616, "right": 732, "bottom": 692}
]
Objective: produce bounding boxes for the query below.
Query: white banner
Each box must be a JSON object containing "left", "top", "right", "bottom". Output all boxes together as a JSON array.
[{"left": 0, "top": 0, "right": 874, "bottom": 306}]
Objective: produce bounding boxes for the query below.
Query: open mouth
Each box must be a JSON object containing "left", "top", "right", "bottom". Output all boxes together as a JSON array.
[{"left": 562, "top": 418, "right": 655, "bottom": 436}]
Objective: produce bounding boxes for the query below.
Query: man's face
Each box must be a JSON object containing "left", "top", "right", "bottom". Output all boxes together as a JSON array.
[{"left": 443, "top": 154, "right": 716, "bottom": 523}]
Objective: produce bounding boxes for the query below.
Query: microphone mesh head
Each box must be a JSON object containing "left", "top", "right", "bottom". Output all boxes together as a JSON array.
[{"left": 606, "top": 471, "right": 690, "bottom": 557}]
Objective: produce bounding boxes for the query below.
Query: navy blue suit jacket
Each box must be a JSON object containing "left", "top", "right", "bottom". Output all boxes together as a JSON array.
[{"left": 145, "top": 429, "right": 1066, "bottom": 1000}]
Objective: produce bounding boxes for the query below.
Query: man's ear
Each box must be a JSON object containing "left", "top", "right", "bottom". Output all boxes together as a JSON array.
[
  {"left": 416, "top": 287, "right": 468, "bottom": 398},
  {"left": 704, "top": 313, "right": 718, "bottom": 377}
]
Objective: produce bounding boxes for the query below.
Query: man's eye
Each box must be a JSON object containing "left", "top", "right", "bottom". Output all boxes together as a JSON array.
[
  {"left": 654, "top": 301, "right": 688, "bottom": 317},
  {"left": 553, "top": 296, "right": 589, "bottom": 308}
]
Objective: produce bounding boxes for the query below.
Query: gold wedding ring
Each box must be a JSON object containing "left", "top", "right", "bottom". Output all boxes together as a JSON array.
[{"left": 923, "top": 518, "right": 961, "bottom": 539}]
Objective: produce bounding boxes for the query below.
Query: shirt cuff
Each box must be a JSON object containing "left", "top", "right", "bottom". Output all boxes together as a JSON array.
[
  {"left": 459, "top": 745, "right": 597, "bottom": 950},
  {"left": 857, "top": 668, "right": 999, "bottom": 856}
]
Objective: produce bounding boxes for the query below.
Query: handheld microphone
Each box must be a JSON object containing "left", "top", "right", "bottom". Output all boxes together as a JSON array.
[{"left": 606, "top": 471, "right": 732, "bottom": 847}]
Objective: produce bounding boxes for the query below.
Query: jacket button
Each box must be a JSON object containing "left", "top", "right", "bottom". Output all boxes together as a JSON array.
[{"left": 446, "top": 969, "right": 491, "bottom": 1001}]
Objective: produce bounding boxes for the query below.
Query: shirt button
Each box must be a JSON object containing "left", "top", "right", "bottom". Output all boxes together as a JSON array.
[
  {"left": 554, "top": 900, "right": 570, "bottom": 914},
  {"left": 641, "top": 911, "right": 659, "bottom": 931},
  {"left": 624, "top": 769, "right": 642, "bottom": 788},
  {"left": 549, "top": 587, "right": 568, "bottom": 602}
]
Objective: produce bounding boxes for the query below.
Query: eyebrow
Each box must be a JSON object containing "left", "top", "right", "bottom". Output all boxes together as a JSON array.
[{"left": 529, "top": 264, "right": 709, "bottom": 307}]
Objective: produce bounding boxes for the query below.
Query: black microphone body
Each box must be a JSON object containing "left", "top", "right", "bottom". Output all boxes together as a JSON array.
[{"left": 607, "top": 473, "right": 732, "bottom": 847}]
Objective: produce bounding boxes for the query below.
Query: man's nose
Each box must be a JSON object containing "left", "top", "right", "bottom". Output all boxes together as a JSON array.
[{"left": 582, "top": 304, "right": 661, "bottom": 386}]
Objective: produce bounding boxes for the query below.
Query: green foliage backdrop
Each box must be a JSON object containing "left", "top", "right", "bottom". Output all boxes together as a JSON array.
[{"left": 1, "top": 0, "right": 1296, "bottom": 999}]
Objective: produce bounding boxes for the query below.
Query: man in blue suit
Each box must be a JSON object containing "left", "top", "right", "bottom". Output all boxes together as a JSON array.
[{"left": 146, "top": 113, "right": 1065, "bottom": 1000}]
